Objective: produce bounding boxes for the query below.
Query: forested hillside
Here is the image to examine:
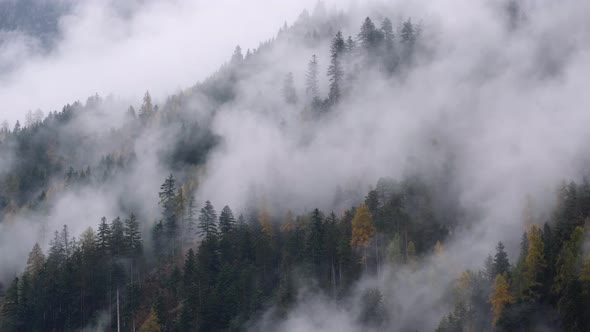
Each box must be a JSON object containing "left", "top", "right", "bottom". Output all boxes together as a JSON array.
[
  {"left": 1, "top": 1, "right": 590, "bottom": 331},
  {"left": 0, "top": 0, "right": 71, "bottom": 48}
]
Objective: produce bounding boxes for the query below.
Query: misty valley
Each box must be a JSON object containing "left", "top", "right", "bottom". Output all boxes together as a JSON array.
[{"left": 1, "top": 1, "right": 590, "bottom": 331}]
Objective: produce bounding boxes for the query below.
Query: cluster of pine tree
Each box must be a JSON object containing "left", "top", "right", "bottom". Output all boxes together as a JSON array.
[
  {"left": 3, "top": 7, "right": 588, "bottom": 332},
  {"left": 0, "top": 168, "right": 450, "bottom": 331},
  {"left": 291, "top": 16, "right": 420, "bottom": 116},
  {"left": 0, "top": 214, "right": 142, "bottom": 331},
  {"left": 437, "top": 181, "right": 590, "bottom": 332}
]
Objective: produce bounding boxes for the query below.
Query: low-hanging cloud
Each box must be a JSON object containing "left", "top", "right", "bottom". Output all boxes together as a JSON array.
[
  {"left": 0, "top": 0, "right": 340, "bottom": 124},
  {"left": 2, "top": 0, "right": 590, "bottom": 330}
]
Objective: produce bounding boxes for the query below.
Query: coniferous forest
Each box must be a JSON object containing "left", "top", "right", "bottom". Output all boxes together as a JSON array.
[{"left": 1, "top": 1, "right": 590, "bottom": 331}]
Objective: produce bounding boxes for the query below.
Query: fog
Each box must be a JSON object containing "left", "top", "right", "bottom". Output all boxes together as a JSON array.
[
  {"left": 0, "top": 0, "right": 336, "bottom": 124},
  {"left": 1, "top": 0, "right": 590, "bottom": 330}
]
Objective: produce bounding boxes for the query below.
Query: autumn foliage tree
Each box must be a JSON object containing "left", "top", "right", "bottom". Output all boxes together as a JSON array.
[
  {"left": 489, "top": 273, "right": 513, "bottom": 327},
  {"left": 351, "top": 203, "right": 375, "bottom": 269}
]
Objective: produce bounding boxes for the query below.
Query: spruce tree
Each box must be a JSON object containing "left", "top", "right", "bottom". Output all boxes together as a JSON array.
[
  {"left": 219, "top": 205, "right": 236, "bottom": 237},
  {"left": 493, "top": 242, "right": 510, "bottom": 278},
  {"left": 139, "top": 91, "right": 154, "bottom": 123},
  {"left": 380, "top": 18, "right": 396, "bottom": 73},
  {"left": 185, "top": 195, "right": 197, "bottom": 247},
  {"left": 305, "top": 54, "right": 321, "bottom": 108},
  {"left": 282, "top": 72, "right": 298, "bottom": 104},
  {"left": 198, "top": 200, "right": 218, "bottom": 241},
  {"left": 159, "top": 174, "right": 178, "bottom": 254},
  {"left": 97, "top": 217, "right": 111, "bottom": 254},
  {"left": 328, "top": 31, "right": 346, "bottom": 106},
  {"left": 124, "top": 213, "right": 142, "bottom": 257},
  {"left": 110, "top": 217, "right": 125, "bottom": 257}
]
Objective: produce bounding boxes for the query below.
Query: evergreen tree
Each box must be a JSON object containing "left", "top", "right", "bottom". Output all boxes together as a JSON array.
[
  {"left": 231, "top": 45, "right": 244, "bottom": 65},
  {"left": 124, "top": 213, "right": 142, "bottom": 257},
  {"left": 553, "top": 226, "right": 584, "bottom": 295},
  {"left": 184, "top": 195, "right": 197, "bottom": 247},
  {"left": 493, "top": 242, "right": 510, "bottom": 277},
  {"left": 159, "top": 174, "right": 179, "bottom": 255},
  {"left": 152, "top": 220, "right": 165, "bottom": 259},
  {"left": 97, "top": 217, "right": 111, "bottom": 253},
  {"left": 308, "top": 208, "right": 325, "bottom": 278},
  {"left": 110, "top": 216, "right": 125, "bottom": 257},
  {"left": 25, "top": 243, "right": 45, "bottom": 279},
  {"left": 305, "top": 54, "right": 321, "bottom": 107},
  {"left": 358, "top": 17, "right": 383, "bottom": 57},
  {"left": 523, "top": 225, "right": 545, "bottom": 301},
  {"left": 282, "top": 72, "right": 298, "bottom": 104},
  {"left": 400, "top": 18, "right": 417, "bottom": 65},
  {"left": 198, "top": 200, "right": 218, "bottom": 241},
  {"left": 380, "top": 18, "right": 397, "bottom": 72},
  {"left": 219, "top": 205, "right": 236, "bottom": 237},
  {"left": 346, "top": 36, "right": 356, "bottom": 53},
  {"left": 328, "top": 31, "right": 346, "bottom": 106},
  {"left": 139, "top": 91, "right": 154, "bottom": 123}
]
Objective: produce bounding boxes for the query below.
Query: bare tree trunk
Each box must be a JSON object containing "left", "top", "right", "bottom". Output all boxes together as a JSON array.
[
  {"left": 117, "top": 288, "right": 120, "bottom": 332},
  {"left": 331, "top": 258, "right": 336, "bottom": 297}
]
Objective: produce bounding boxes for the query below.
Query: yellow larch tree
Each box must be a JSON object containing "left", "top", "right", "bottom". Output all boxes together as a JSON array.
[
  {"left": 350, "top": 203, "right": 375, "bottom": 250},
  {"left": 489, "top": 273, "right": 514, "bottom": 327},
  {"left": 523, "top": 224, "right": 545, "bottom": 300}
]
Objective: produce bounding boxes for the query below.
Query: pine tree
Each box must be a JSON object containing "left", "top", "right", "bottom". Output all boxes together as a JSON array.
[
  {"left": 553, "top": 226, "right": 584, "bottom": 295},
  {"left": 358, "top": 17, "right": 378, "bottom": 51},
  {"left": 328, "top": 31, "right": 346, "bottom": 105},
  {"left": 282, "top": 72, "right": 298, "bottom": 104},
  {"left": 97, "top": 217, "right": 111, "bottom": 253},
  {"left": 305, "top": 54, "right": 320, "bottom": 107},
  {"left": 124, "top": 213, "right": 142, "bottom": 257},
  {"left": 139, "top": 91, "right": 154, "bottom": 122},
  {"left": 198, "top": 200, "right": 218, "bottom": 241},
  {"left": 231, "top": 45, "right": 244, "bottom": 65},
  {"left": 400, "top": 18, "right": 416, "bottom": 46},
  {"left": 25, "top": 243, "right": 45, "bottom": 279},
  {"left": 13, "top": 120, "right": 21, "bottom": 133},
  {"left": 308, "top": 208, "right": 325, "bottom": 277},
  {"left": 523, "top": 225, "right": 545, "bottom": 300},
  {"left": 47, "top": 230, "right": 66, "bottom": 268},
  {"left": 493, "top": 242, "right": 510, "bottom": 277},
  {"left": 159, "top": 174, "right": 178, "bottom": 254},
  {"left": 110, "top": 217, "right": 125, "bottom": 257},
  {"left": 152, "top": 221, "right": 165, "bottom": 259},
  {"left": 184, "top": 195, "right": 197, "bottom": 247},
  {"left": 219, "top": 205, "right": 236, "bottom": 237},
  {"left": 0, "top": 278, "right": 20, "bottom": 331},
  {"left": 400, "top": 18, "right": 417, "bottom": 65},
  {"left": 380, "top": 18, "right": 396, "bottom": 72}
]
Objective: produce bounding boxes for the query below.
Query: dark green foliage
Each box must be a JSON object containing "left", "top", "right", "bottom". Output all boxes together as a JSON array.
[
  {"left": 125, "top": 213, "right": 143, "bottom": 257},
  {"left": 305, "top": 54, "right": 322, "bottom": 112},
  {"left": 3, "top": 13, "right": 590, "bottom": 332},
  {"left": 494, "top": 242, "right": 511, "bottom": 277},
  {"left": 328, "top": 31, "right": 346, "bottom": 105},
  {"left": 198, "top": 200, "right": 218, "bottom": 241},
  {"left": 159, "top": 174, "right": 179, "bottom": 256},
  {"left": 358, "top": 288, "right": 387, "bottom": 327}
]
